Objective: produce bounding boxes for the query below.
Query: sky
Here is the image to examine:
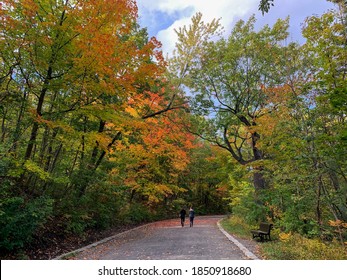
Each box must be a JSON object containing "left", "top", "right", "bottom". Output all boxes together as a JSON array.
[{"left": 136, "top": 0, "right": 336, "bottom": 56}]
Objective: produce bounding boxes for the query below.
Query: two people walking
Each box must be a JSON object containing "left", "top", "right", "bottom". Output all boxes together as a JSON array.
[{"left": 179, "top": 207, "right": 195, "bottom": 227}]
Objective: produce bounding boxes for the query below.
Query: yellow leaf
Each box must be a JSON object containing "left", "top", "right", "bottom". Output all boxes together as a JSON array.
[
  {"left": 125, "top": 107, "right": 139, "bottom": 117},
  {"left": 279, "top": 232, "right": 292, "bottom": 242},
  {"left": 329, "top": 220, "right": 342, "bottom": 227}
]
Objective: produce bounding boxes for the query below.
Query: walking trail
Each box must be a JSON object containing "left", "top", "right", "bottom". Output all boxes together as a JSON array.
[{"left": 57, "top": 216, "right": 261, "bottom": 260}]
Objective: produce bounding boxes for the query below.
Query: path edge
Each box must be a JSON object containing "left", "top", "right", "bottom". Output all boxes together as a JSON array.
[
  {"left": 217, "top": 219, "right": 260, "bottom": 260},
  {"left": 53, "top": 222, "right": 157, "bottom": 260}
]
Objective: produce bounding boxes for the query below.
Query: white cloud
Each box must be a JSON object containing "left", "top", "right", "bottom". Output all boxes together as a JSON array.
[
  {"left": 136, "top": 0, "right": 336, "bottom": 56},
  {"left": 137, "top": 0, "right": 258, "bottom": 56},
  {"left": 156, "top": 17, "right": 191, "bottom": 58}
]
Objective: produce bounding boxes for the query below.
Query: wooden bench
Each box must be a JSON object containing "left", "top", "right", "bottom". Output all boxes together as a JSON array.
[{"left": 251, "top": 222, "right": 273, "bottom": 242}]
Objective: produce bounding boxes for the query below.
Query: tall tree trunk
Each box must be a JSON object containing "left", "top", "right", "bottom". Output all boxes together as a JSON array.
[
  {"left": 24, "top": 66, "right": 53, "bottom": 160},
  {"left": 45, "top": 128, "right": 59, "bottom": 172},
  {"left": 1, "top": 107, "right": 7, "bottom": 143},
  {"left": 24, "top": 8, "right": 66, "bottom": 160},
  {"left": 90, "top": 120, "right": 106, "bottom": 166},
  {"left": 69, "top": 147, "right": 80, "bottom": 176},
  {"left": 251, "top": 132, "right": 266, "bottom": 191},
  {"left": 93, "top": 131, "right": 122, "bottom": 170},
  {"left": 253, "top": 168, "right": 266, "bottom": 191},
  {"left": 317, "top": 175, "right": 323, "bottom": 227},
  {"left": 10, "top": 91, "right": 27, "bottom": 152},
  {"left": 39, "top": 126, "right": 51, "bottom": 165},
  {"left": 49, "top": 143, "right": 63, "bottom": 173},
  {"left": 40, "top": 92, "right": 58, "bottom": 168},
  {"left": 80, "top": 116, "right": 88, "bottom": 163}
]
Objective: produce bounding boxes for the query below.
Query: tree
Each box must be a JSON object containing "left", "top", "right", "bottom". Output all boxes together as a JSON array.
[
  {"left": 177, "top": 142, "right": 231, "bottom": 214},
  {"left": 170, "top": 14, "right": 290, "bottom": 193},
  {"left": 302, "top": 9, "right": 347, "bottom": 229},
  {"left": 259, "top": 0, "right": 275, "bottom": 14},
  {"left": 258, "top": 0, "right": 347, "bottom": 15},
  {"left": 0, "top": 0, "right": 165, "bottom": 187},
  {"left": 251, "top": 9, "right": 347, "bottom": 238},
  {"left": 111, "top": 107, "right": 195, "bottom": 210},
  {"left": 1, "top": 0, "right": 184, "bottom": 251}
]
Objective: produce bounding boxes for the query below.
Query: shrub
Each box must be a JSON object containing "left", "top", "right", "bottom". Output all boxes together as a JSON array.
[
  {"left": 0, "top": 196, "right": 53, "bottom": 251},
  {"left": 119, "top": 202, "right": 152, "bottom": 224},
  {"left": 262, "top": 233, "right": 347, "bottom": 260}
]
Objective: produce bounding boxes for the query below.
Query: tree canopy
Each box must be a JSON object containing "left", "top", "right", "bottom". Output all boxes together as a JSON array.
[
  {"left": 169, "top": 6, "right": 347, "bottom": 246},
  {"left": 1, "top": 0, "right": 346, "bottom": 258}
]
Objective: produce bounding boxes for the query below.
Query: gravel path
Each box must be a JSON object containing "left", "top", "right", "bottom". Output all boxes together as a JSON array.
[{"left": 58, "top": 216, "right": 261, "bottom": 260}]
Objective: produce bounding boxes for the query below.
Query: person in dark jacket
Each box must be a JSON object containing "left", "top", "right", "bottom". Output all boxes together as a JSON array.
[
  {"left": 189, "top": 207, "right": 195, "bottom": 227},
  {"left": 179, "top": 208, "right": 186, "bottom": 227}
]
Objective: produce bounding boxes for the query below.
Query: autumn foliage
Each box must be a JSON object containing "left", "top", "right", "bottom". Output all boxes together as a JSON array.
[
  {"left": 0, "top": 0, "right": 201, "bottom": 256},
  {"left": 1, "top": 0, "right": 346, "bottom": 259},
  {"left": 170, "top": 6, "right": 347, "bottom": 254}
]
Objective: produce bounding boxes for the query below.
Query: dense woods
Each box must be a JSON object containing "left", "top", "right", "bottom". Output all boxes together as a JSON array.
[{"left": 0, "top": 0, "right": 346, "bottom": 258}]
